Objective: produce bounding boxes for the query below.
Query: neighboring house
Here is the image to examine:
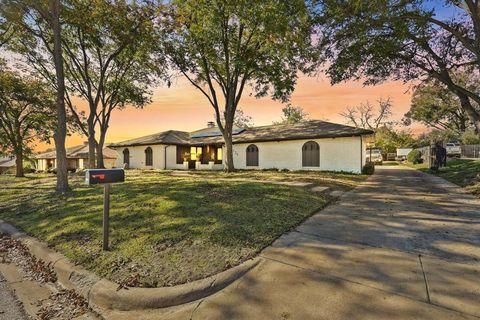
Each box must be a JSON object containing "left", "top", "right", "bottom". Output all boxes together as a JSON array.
[
  {"left": 109, "top": 120, "right": 374, "bottom": 173},
  {"left": 0, "top": 155, "right": 16, "bottom": 174},
  {"left": 35, "top": 143, "right": 117, "bottom": 171}
]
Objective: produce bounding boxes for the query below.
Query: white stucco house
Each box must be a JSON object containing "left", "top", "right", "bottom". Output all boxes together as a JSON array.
[{"left": 109, "top": 120, "right": 374, "bottom": 173}]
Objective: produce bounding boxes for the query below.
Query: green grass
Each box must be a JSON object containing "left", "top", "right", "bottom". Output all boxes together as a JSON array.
[
  {"left": 404, "top": 159, "right": 480, "bottom": 196},
  {"left": 0, "top": 170, "right": 365, "bottom": 287},
  {"left": 403, "top": 162, "right": 429, "bottom": 170},
  {"left": 184, "top": 169, "right": 366, "bottom": 191}
]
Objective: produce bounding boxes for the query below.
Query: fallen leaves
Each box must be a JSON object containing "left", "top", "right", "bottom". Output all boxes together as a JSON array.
[
  {"left": 0, "top": 235, "right": 56, "bottom": 283},
  {"left": 37, "top": 289, "right": 89, "bottom": 320}
]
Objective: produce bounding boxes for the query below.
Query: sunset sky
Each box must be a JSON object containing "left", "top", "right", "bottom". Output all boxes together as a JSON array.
[
  {"left": 37, "top": 74, "right": 424, "bottom": 152},
  {"left": 45, "top": 0, "right": 458, "bottom": 152}
]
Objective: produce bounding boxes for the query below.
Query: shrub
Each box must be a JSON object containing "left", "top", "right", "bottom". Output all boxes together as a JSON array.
[
  {"left": 407, "top": 150, "right": 422, "bottom": 164},
  {"left": 362, "top": 162, "right": 375, "bottom": 175}
]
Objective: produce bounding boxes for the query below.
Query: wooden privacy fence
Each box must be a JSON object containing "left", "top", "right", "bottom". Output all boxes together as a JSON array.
[{"left": 461, "top": 145, "right": 480, "bottom": 158}]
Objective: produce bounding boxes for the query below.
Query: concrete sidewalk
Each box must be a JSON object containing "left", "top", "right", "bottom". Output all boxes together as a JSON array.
[{"left": 111, "top": 166, "right": 480, "bottom": 320}]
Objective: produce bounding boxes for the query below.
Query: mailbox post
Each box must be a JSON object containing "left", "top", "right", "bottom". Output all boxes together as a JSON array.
[
  {"left": 103, "top": 183, "right": 110, "bottom": 251},
  {"left": 85, "top": 169, "right": 125, "bottom": 251}
]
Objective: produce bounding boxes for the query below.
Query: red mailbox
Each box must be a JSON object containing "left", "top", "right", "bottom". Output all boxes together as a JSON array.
[
  {"left": 85, "top": 169, "right": 124, "bottom": 185},
  {"left": 85, "top": 168, "right": 125, "bottom": 251}
]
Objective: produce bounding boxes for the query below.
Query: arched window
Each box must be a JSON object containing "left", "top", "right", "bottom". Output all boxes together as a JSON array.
[
  {"left": 145, "top": 147, "right": 153, "bottom": 166},
  {"left": 123, "top": 148, "right": 130, "bottom": 166},
  {"left": 246, "top": 144, "right": 259, "bottom": 166},
  {"left": 302, "top": 141, "right": 320, "bottom": 167}
]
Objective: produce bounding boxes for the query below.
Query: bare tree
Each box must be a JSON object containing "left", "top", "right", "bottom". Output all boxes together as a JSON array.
[{"left": 340, "top": 98, "right": 395, "bottom": 131}]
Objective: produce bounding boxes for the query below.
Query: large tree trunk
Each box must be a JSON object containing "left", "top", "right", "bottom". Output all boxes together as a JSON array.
[
  {"left": 224, "top": 133, "right": 234, "bottom": 172},
  {"left": 14, "top": 148, "right": 24, "bottom": 178},
  {"left": 457, "top": 92, "right": 480, "bottom": 134},
  {"left": 222, "top": 120, "right": 235, "bottom": 172},
  {"left": 87, "top": 116, "right": 96, "bottom": 168},
  {"left": 50, "top": 0, "right": 68, "bottom": 193},
  {"left": 96, "top": 129, "right": 106, "bottom": 169}
]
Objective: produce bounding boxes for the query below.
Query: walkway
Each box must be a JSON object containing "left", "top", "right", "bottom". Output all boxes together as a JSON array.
[{"left": 110, "top": 166, "right": 480, "bottom": 319}]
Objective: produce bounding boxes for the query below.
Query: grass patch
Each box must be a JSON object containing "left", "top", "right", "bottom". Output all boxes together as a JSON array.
[
  {"left": 404, "top": 159, "right": 480, "bottom": 196},
  {"left": 0, "top": 170, "right": 365, "bottom": 287},
  {"left": 403, "top": 162, "right": 429, "bottom": 170},
  {"left": 184, "top": 169, "right": 366, "bottom": 191}
]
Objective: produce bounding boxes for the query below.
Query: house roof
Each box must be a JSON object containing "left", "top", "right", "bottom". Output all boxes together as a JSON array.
[
  {"left": 109, "top": 120, "right": 374, "bottom": 148},
  {"left": 35, "top": 144, "right": 117, "bottom": 159},
  {"left": 0, "top": 156, "right": 16, "bottom": 168}
]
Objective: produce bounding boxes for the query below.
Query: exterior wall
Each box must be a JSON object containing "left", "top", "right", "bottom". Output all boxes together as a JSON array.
[
  {"left": 232, "top": 136, "right": 364, "bottom": 173},
  {"left": 37, "top": 159, "right": 46, "bottom": 171},
  {"left": 114, "top": 145, "right": 166, "bottom": 169},
  {"left": 36, "top": 158, "right": 55, "bottom": 171},
  {"left": 67, "top": 159, "right": 79, "bottom": 169},
  {"left": 165, "top": 145, "right": 186, "bottom": 170},
  {"left": 114, "top": 136, "right": 367, "bottom": 173},
  {"left": 104, "top": 159, "right": 116, "bottom": 169}
]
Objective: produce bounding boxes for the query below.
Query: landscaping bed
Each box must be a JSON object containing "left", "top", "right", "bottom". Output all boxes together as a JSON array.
[{"left": 0, "top": 170, "right": 364, "bottom": 288}]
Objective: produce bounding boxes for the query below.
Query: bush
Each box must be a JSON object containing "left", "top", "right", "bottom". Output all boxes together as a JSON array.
[
  {"left": 407, "top": 150, "right": 422, "bottom": 164},
  {"left": 461, "top": 129, "right": 480, "bottom": 145},
  {"left": 362, "top": 162, "right": 375, "bottom": 175}
]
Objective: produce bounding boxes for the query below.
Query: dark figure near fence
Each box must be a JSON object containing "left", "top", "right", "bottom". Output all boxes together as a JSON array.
[{"left": 431, "top": 142, "right": 447, "bottom": 172}]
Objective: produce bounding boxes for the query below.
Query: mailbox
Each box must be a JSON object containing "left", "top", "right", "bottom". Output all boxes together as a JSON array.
[{"left": 85, "top": 169, "right": 125, "bottom": 185}]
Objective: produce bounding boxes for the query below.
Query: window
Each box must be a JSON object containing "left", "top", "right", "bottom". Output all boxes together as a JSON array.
[
  {"left": 190, "top": 146, "right": 202, "bottom": 161},
  {"left": 123, "top": 148, "right": 130, "bottom": 166},
  {"left": 145, "top": 147, "right": 153, "bottom": 166},
  {"left": 246, "top": 144, "right": 259, "bottom": 166},
  {"left": 302, "top": 141, "right": 319, "bottom": 167},
  {"left": 216, "top": 147, "right": 223, "bottom": 163},
  {"left": 176, "top": 145, "right": 189, "bottom": 164}
]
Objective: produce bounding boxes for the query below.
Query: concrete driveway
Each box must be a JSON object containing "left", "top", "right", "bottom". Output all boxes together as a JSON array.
[{"left": 111, "top": 166, "right": 480, "bottom": 320}]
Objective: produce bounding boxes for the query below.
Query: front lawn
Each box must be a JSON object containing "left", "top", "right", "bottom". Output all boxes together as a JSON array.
[
  {"left": 183, "top": 169, "right": 366, "bottom": 191},
  {"left": 0, "top": 170, "right": 364, "bottom": 287}
]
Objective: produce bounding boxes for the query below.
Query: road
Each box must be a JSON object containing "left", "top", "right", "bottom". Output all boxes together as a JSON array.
[{"left": 0, "top": 274, "right": 27, "bottom": 320}]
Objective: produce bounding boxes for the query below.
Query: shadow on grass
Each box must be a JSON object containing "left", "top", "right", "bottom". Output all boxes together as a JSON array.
[{"left": 0, "top": 175, "right": 327, "bottom": 286}]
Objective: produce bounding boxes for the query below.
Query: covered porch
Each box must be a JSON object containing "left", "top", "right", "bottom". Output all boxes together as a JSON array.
[{"left": 176, "top": 144, "right": 224, "bottom": 170}]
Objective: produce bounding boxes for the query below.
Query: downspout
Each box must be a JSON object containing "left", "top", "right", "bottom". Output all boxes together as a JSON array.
[
  {"left": 164, "top": 145, "right": 169, "bottom": 170},
  {"left": 360, "top": 135, "right": 363, "bottom": 173}
]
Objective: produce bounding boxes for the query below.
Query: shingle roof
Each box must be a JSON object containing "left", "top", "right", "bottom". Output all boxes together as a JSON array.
[
  {"left": 109, "top": 130, "right": 191, "bottom": 148},
  {"left": 0, "top": 156, "right": 16, "bottom": 168},
  {"left": 109, "top": 120, "right": 374, "bottom": 148},
  {"left": 35, "top": 144, "right": 117, "bottom": 159}
]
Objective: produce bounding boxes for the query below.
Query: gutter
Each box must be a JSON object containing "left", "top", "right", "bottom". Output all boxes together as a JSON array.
[
  {"left": 360, "top": 135, "right": 363, "bottom": 173},
  {"left": 164, "top": 145, "right": 169, "bottom": 170}
]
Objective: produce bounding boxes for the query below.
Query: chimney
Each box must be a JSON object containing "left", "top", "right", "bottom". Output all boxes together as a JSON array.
[{"left": 207, "top": 121, "right": 215, "bottom": 128}]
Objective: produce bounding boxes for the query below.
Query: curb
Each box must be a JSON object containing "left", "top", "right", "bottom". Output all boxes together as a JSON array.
[{"left": 0, "top": 220, "right": 261, "bottom": 311}]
